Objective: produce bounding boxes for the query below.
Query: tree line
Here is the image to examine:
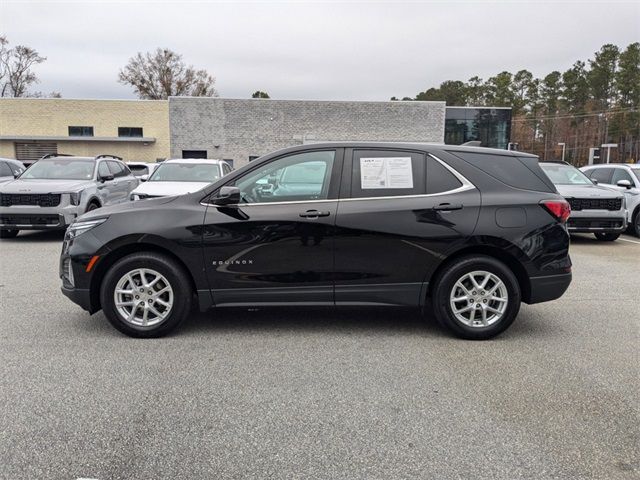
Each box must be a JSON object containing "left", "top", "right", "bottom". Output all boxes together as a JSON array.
[{"left": 392, "top": 43, "right": 640, "bottom": 164}]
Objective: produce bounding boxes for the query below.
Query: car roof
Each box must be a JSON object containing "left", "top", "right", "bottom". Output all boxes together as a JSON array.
[
  {"left": 162, "top": 158, "right": 225, "bottom": 164},
  {"left": 257, "top": 142, "right": 538, "bottom": 158},
  {"left": 126, "top": 161, "right": 157, "bottom": 166},
  {"left": 582, "top": 163, "right": 634, "bottom": 169}
]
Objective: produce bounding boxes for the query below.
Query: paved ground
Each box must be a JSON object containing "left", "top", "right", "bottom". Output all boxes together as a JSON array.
[{"left": 0, "top": 231, "right": 638, "bottom": 480}]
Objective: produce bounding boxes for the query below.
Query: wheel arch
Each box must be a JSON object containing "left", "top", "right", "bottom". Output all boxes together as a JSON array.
[
  {"left": 86, "top": 196, "right": 102, "bottom": 208},
  {"left": 426, "top": 244, "right": 531, "bottom": 304},
  {"left": 88, "top": 242, "right": 199, "bottom": 313}
]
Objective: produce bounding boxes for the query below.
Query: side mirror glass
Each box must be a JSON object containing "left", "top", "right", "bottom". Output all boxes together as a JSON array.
[
  {"left": 140, "top": 174, "right": 149, "bottom": 182},
  {"left": 616, "top": 179, "right": 632, "bottom": 189},
  {"left": 213, "top": 186, "right": 241, "bottom": 205}
]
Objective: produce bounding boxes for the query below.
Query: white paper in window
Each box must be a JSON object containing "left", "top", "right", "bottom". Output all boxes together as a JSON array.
[{"left": 360, "top": 157, "right": 413, "bottom": 189}]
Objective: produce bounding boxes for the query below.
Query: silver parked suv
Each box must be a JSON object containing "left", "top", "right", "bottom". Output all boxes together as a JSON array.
[
  {"left": 540, "top": 161, "right": 627, "bottom": 241},
  {"left": 0, "top": 154, "right": 138, "bottom": 238},
  {"left": 580, "top": 163, "right": 640, "bottom": 237}
]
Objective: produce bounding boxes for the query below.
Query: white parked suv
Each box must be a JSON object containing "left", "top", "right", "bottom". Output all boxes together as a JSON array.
[
  {"left": 129, "top": 158, "right": 232, "bottom": 200},
  {"left": 580, "top": 163, "right": 640, "bottom": 237}
]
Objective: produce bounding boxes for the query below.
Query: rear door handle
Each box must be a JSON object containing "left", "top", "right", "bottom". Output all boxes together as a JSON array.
[
  {"left": 299, "top": 210, "right": 330, "bottom": 218},
  {"left": 433, "top": 203, "right": 463, "bottom": 211}
]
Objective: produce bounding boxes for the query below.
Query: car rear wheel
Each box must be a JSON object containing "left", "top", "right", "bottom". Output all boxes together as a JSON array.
[
  {"left": 632, "top": 209, "right": 640, "bottom": 237},
  {"left": 0, "top": 229, "right": 19, "bottom": 239},
  {"left": 100, "top": 252, "right": 192, "bottom": 338},
  {"left": 594, "top": 232, "right": 619, "bottom": 241},
  {"left": 431, "top": 255, "right": 521, "bottom": 340}
]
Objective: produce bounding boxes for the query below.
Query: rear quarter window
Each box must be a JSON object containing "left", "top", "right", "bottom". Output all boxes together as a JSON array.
[{"left": 449, "top": 151, "right": 554, "bottom": 192}]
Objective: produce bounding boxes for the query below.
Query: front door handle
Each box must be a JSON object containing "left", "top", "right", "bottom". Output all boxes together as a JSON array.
[
  {"left": 299, "top": 210, "right": 330, "bottom": 218},
  {"left": 433, "top": 203, "right": 463, "bottom": 211}
]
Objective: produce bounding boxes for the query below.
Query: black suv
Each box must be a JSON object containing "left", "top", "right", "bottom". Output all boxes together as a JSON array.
[{"left": 60, "top": 143, "right": 572, "bottom": 340}]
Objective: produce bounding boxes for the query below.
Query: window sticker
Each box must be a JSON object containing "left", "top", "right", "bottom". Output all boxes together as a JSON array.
[{"left": 360, "top": 157, "right": 413, "bottom": 189}]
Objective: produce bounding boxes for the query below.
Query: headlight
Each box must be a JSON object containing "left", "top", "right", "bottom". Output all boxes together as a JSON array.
[
  {"left": 69, "top": 191, "right": 82, "bottom": 206},
  {"left": 65, "top": 218, "right": 108, "bottom": 240}
]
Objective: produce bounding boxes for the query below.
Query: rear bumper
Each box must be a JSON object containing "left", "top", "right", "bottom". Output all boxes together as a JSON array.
[{"left": 527, "top": 272, "right": 572, "bottom": 304}]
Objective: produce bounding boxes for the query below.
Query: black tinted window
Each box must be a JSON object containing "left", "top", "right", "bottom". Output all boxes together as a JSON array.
[
  {"left": 426, "top": 156, "right": 462, "bottom": 194},
  {"left": 351, "top": 150, "right": 425, "bottom": 198},
  {"left": 451, "top": 151, "right": 552, "bottom": 192},
  {"left": 107, "top": 161, "right": 126, "bottom": 178},
  {"left": 611, "top": 168, "right": 633, "bottom": 185},
  {"left": 0, "top": 161, "right": 12, "bottom": 176},
  {"left": 589, "top": 168, "right": 613, "bottom": 184}
]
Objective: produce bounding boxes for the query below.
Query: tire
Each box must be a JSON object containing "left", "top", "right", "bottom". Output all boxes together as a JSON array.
[
  {"left": 632, "top": 209, "right": 640, "bottom": 237},
  {"left": 594, "top": 232, "right": 619, "bottom": 241},
  {"left": 86, "top": 201, "right": 100, "bottom": 212},
  {"left": 100, "top": 252, "right": 193, "bottom": 338},
  {"left": 0, "top": 229, "right": 19, "bottom": 239},
  {"left": 431, "top": 255, "right": 521, "bottom": 340}
]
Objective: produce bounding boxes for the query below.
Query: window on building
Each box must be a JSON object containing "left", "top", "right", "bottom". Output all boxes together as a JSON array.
[
  {"left": 182, "top": 150, "right": 207, "bottom": 159},
  {"left": 68, "top": 126, "right": 94, "bottom": 137},
  {"left": 249, "top": 156, "right": 259, "bottom": 162},
  {"left": 118, "top": 127, "right": 143, "bottom": 137}
]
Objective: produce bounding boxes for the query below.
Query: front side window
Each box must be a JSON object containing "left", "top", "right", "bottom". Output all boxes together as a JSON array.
[
  {"left": 234, "top": 150, "right": 335, "bottom": 204},
  {"left": 98, "top": 162, "right": 111, "bottom": 178},
  {"left": 589, "top": 168, "right": 613, "bottom": 184},
  {"left": 0, "top": 161, "right": 12, "bottom": 177},
  {"left": 107, "top": 161, "right": 126, "bottom": 178},
  {"left": 351, "top": 150, "right": 425, "bottom": 198},
  {"left": 68, "top": 126, "right": 94, "bottom": 137},
  {"left": 611, "top": 168, "right": 634, "bottom": 185},
  {"left": 21, "top": 159, "right": 96, "bottom": 180},
  {"left": 540, "top": 163, "right": 593, "bottom": 185},
  {"left": 149, "top": 163, "right": 221, "bottom": 183}
]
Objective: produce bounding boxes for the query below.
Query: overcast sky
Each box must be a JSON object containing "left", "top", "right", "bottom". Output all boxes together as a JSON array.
[{"left": 1, "top": 0, "right": 639, "bottom": 100}]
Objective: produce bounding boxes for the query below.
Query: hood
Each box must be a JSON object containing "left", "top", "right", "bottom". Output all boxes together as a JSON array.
[
  {"left": 555, "top": 184, "right": 623, "bottom": 199},
  {"left": 0, "top": 178, "right": 93, "bottom": 194},
  {"left": 78, "top": 195, "right": 178, "bottom": 222},
  {"left": 131, "top": 181, "right": 210, "bottom": 197}
]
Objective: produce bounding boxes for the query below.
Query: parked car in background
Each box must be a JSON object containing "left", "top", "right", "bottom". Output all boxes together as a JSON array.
[
  {"left": 61, "top": 143, "right": 572, "bottom": 340},
  {"left": 580, "top": 163, "right": 640, "bottom": 237},
  {"left": 0, "top": 154, "right": 138, "bottom": 239},
  {"left": 126, "top": 162, "right": 159, "bottom": 181},
  {"left": 539, "top": 161, "right": 627, "bottom": 241},
  {"left": 0, "top": 158, "right": 26, "bottom": 184},
  {"left": 129, "top": 158, "right": 232, "bottom": 200}
]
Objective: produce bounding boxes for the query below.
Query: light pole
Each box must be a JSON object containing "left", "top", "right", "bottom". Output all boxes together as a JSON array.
[{"left": 558, "top": 142, "right": 566, "bottom": 162}]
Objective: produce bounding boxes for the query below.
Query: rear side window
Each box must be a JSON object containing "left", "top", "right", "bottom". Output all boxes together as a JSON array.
[
  {"left": 351, "top": 150, "right": 425, "bottom": 198},
  {"left": 589, "top": 168, "right": 613, "bottom": 184},
  {"left": 426, "top": 156, "right": 462, "bottom": 194},
  {"left": 611, "top": 168, "right": 633, "bottom": 185},
  {"left": 450, "top": 151, "right": 553, "bottom": 192}
]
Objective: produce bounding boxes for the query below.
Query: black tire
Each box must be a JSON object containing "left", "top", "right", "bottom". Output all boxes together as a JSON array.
[
  {"left": 100, "top": 252, "right": 193, "bottom": 338},
  {"left": 86, "top": 201, "right": 100, "bottom": 212},
  {"left": 431, "top": 255, "right": 521, "bottom": 340},
  {"left": 0, "top": 229, "right": 19, "bottom": 239},
  {"left": 594, "top": 232, "right": 619, "bottom": 241},
  {"left": 631, "top": 209, "right": 640, "bottom": 237}
]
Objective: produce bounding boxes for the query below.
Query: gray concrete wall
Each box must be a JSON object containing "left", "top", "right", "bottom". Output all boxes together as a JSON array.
[{"left": 169, "top": 97, "right": 446, "bottom": 167}]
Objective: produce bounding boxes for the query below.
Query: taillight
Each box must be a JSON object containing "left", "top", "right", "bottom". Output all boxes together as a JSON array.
[{"left": 540, "top": 199, "right": 571, "bottom": 223}]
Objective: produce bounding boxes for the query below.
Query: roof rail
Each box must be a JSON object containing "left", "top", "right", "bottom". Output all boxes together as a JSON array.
[
  {"left": 95, "top": 154, "right": 123, "bottom": 160},
  {"left": 41, "top": 153, "right": 73, "bottom": 159}
]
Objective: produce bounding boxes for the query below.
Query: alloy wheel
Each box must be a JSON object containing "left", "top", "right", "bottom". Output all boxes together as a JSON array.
[
  {"left": 113, "top": 268, "right": 174, "bottom": 327},
  {"left": 449, "top": 270, "right": 509, "bottom": 327}
]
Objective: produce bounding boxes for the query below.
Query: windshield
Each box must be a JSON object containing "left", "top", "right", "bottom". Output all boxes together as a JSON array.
[
  {"left": 20, "top": 159, "right": 95, "bottom": 180},
  {"left": 540, "top": 163, "right": 593, "bottom": 185},
  {"left": 149, "top": 163, "right": 221, "bottom": 182}
]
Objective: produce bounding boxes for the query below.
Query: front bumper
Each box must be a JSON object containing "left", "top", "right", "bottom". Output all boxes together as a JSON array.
[
  {"left": 527, "top": 272, "right": 572, "bottom": 304},
  {"left": 0, "top": 204, "right": 81, "bottom": 230},
  {"left": 566, "top": 216, "right": 627, "bottom": 233},
  {"left": 61, "top": 285, "right": 93, "bottom": 312}
]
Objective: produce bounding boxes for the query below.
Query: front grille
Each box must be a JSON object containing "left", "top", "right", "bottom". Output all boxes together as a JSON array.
[
  {"left": 0, "top": 193, "right": 61, "bottom": 207},
  {"left": 0, "top": 214, "right": 61, "bottom": 226},
  {"left": 568, "top": 197, "right": 622, "bottom": 211},
  {"left": 567, "top": 218, "right": 624, "bottom": 229}
]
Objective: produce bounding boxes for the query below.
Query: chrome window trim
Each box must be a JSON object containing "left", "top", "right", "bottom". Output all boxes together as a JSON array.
[{"left": 202, "top": 152, "right": 476, "bottom": 207}]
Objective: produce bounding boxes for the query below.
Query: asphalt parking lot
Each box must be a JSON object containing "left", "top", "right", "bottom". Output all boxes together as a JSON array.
[{"left": 0, "top": 231, "right": 638, "bottom": 480}]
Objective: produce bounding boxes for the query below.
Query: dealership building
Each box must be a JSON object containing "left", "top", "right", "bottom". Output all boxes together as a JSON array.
[{"left": 0, "top": 97, "right": 511, "bottom": 167}]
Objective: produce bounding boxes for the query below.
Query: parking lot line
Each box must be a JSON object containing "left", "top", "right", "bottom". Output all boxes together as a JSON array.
[{"left": 619, "top": 236, "right": 640, "bottom": 245}]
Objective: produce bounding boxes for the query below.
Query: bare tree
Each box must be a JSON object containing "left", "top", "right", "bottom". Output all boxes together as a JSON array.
[
  {"left": 118, "top": 48, "right": 217, "bottom": 99},
  {"left": 0, "top": 37, "right": 46, "bottom": 97}
]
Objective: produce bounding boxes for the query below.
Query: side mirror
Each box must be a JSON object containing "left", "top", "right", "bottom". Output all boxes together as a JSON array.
[
  {"left": 140, "top": 174, "right": 149, "bottom": 182},
  {"left": 100, "top": 174, "right": 114, "bottom": 183},
  {"left": 213, "top": 186, "right": 241, "bottom": 205},
  {"left": 591, "top": 178, "right": 598, "bottom": 185},
  {"left": 616, "top": 179, "right": 632, "bottom": 189}
]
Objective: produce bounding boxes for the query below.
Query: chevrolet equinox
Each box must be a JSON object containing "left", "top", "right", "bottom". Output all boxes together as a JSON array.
[{"left": 60, "top": 143, "right": 572, "bottom": 340}]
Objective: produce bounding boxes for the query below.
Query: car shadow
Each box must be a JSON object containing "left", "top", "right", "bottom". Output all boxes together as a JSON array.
[{"left": 4, "top": 230, "right": 65, "bottom": 242}]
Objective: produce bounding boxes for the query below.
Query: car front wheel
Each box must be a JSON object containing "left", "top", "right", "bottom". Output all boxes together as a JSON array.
[
  {"left": 100, "top": 252, "right": 193, "bottom": 338},
  {"left": 431, "top": 255, "right": 521, "bottom": 340},
  {"left": 594, "top": 232, "right": 619, "bottom": 241}
]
